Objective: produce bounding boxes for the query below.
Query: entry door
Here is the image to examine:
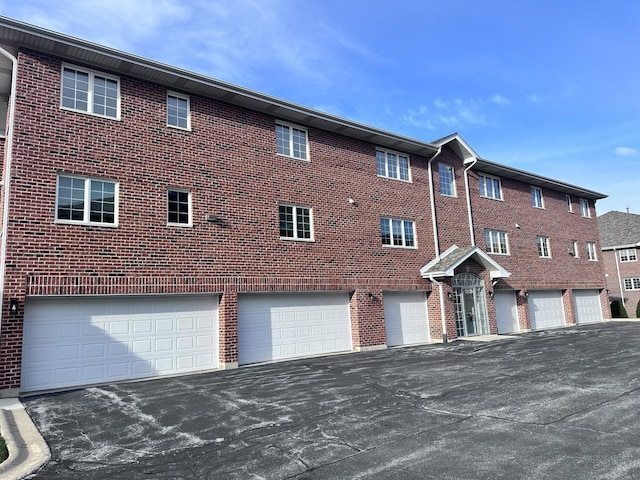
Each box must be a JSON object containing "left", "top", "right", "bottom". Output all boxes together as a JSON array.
[{"left": 463, "top": 289, "right": 479, "bottom": 335}]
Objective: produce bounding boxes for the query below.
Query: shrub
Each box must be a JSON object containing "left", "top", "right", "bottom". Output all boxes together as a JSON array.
[
  {"left": 611, "top": 300, "right": 629, "bottom": 318},
  {"left": 636, "top": 299, "right": 640, "bottom": 319},
  {"left": 0, "top": 436, "right": 7, "bottom": 463}
]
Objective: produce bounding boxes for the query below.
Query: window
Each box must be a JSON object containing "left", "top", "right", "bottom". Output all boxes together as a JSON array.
[
  {"left": 531, "top": 187, "right": 544, "bottom": 208},
  {"left": 56, "top": 175, "right": 117, "bottom": 226},
  {"left": 566, "top": 195, "right": 573, "bottom": 213},
  {"left": 439, "top": 163, "right": 456, "bottom": 196},
  {"left": 380, "top": 218, "right": 416, "bottom": 248},
  {"left": 537, "top": 236, "right": 551, "bottom": 258},
  {"left": 276, "top": 122, "right": 308, "bottom": 160},
  {"left": 586, "top": 242, "right": 597, "bottom": 261},
  {"left": 624, "top": 278, "right": 640, "bottom": 291},
  {"left": 279, "top": 205, "right": 313, "bottom": 240},
  {"left": 61, "top": 65, "right": 119, "bottom": 119},
  {"left": 484, "top": 230, "right": 509, "bottom": 254},
  {"left": 167, "top": 189, "right": 191, "bottom": 226},
  {"left": 376, "top": 149, "right": 410, "bottom": 181},
  {"left": 572, "top": 240, "right": 579, "bottom": 258},
  {"left": 479, "top": 175, "right": 502, "bottom": 200},
  {"left": 167, "top": 92, "right": 190, "bottom": 130},
  {"left": 620, "top": 249, "right": 637, "bottom": 262},
  {"left": 580, "top": 198, "right": 591, "bottom": 218}
]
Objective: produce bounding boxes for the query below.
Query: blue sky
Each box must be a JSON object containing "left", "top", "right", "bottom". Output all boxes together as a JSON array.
[{"left": 2, "top": 0, "right": 638, "bottom": 214}]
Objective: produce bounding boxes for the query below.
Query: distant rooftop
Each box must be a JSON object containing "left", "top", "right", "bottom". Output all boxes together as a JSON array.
[{"left": 598, "top": 211, "right": 640, "bottom": 248}]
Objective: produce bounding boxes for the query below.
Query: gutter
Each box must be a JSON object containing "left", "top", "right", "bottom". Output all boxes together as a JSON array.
[
  {"left": 463, "top": 157, "right": 478, "bottom": 246},
  {"left": 0, "top": 46, "right": 17, "bottom": 340},
  {"left": 613, "top": 247, "right": 625, "bottom": 308},
  {"left": 427, "top": 148, "right": 443, "bottom": 260}
]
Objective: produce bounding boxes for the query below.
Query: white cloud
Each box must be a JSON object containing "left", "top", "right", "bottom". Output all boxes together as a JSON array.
[
  {"left": 491, "top": 94, "right": 510, "bottom": 105},
  {"left": 614, "top": 147, "right": 639, "bottom": 156},
  {"left": 404, "top": 97, "right": 487, "bottom": 131}
]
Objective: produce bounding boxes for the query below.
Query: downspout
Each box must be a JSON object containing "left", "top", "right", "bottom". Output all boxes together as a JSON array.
[
  {"left": 427, "top": 147, "right": 443, "bottom": 259},
  {"left": 428, "top": 274, "right": 448, "bottom": 343},
  {"left": 463, "top": 157, "right": 478, "bottom": 246},
  {"left": 613, "top": 247, "right": 625, "bottom": 308},
  {"left": 0, "top": 46, "right": 17, "bottom": 340}
]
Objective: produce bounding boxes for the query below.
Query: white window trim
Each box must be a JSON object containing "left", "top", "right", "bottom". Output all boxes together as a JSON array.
[
  {"left": 279, "top": 204, "right": 314, "bottom": 241},
  {"left": 624, "top": 278, "right": 640, "bottom": 291},
  {"left": 439, "top": 163, "right": 457, "bottom": 197},
  {"left": 566, "top": 195, "right": 573, "bottom": 213},
  {"left": 531, "top": 186, "right": 544, "bottom": 209},
  {"left": 55, "top": 174, "right": 119, "bottom": 227},
  {"left": 479, "top": 174, "right": 503, "bottom": 201},
  {"left": 586, "top": 242, "right": 598, "bottom": 261},
  {"left": 167, "top": 91, "right": 191, "bottom": 131},
  {"left": 537, "top": 235, "right": 551, "bottom": 258},
  {"left": 276, "top": 121, "right": 310, "bottom": 161},
  {"left": 484, "top": 229, "right": 509, "bottom": 255},
  {"left": 60, "top": 63, "right": 121, "bottom": 120},
  {"left": 381, "top": 217, "right": 417, "bottom": 249},
  {"left": 167, "top": 188, "right": 192, "bottom": 227},
  {"left": 619, "top": 249, "right": 637, "bottom": 262},
  {"left": 376, "top": 148, "right": 412, "bottom": 182},
  {"left": 572, "top": 240, "right": 579, "bottom": 258},
  {"left": 580, "top": 198, "right": 591, "bottom": 218}
]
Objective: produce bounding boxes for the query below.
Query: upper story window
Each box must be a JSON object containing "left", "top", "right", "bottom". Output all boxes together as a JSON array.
[
  {"left": 376, "top": 149, "right": 410, "bottom": 181},
  {"left": 571, "top": 240, "right": 579, "bottom": 258},
  {"left": 484, "top": 229, "right": 509, "bottom": 254},
  {"left": 439, "top": 163, "right": 456, "bottom": 196},
  {"left": 56, "top": 175, "right": 118, "bottom": 226},
  {"left": 167, "top": 92, "right": 190, "bottom": 130},
  {"left": 586, "top": 242, "right": 598, "bottom": 261},
  {"left": 479, "top": 174, "right": 502, "bottom": 200},
  {"left": 380, "top": 218, "right": 416, "bottom": 248},
  {"left": 580, "top": 198, "right": 591, "bottom": 218},
  {"left": 531, "top": 187, "right": 544, "bottom": 208},
  {"left": 624, "top": 278, "right": 640, "bottom": 291},
  {"left": 279, "top": 204, "right": 313, "bottom": 240},
  {"left": 620, "top": 249, "right": 637, "bottom": 262},
  {"left": 276, "top": 122, "right": 308, "bottom": 160},
  {"left": 167, "top": 189, "right": 191, "bottom": 226},
  {"left": 61, "top": 65, "right": 120, "bottom": 119},
  {"left": 537, "top": 235, "right": 551, "bottom": 258},
  {"left": 566, "top": 195, "right": 573, "bottom": 213}
]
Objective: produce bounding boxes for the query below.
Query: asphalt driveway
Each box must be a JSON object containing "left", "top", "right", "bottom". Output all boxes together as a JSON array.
[{"left": 22, "top": 321, "right": 640, "bottom": 479}]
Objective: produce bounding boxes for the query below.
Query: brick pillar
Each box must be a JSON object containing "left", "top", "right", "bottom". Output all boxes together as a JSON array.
[
  {"left": 0, "top": 301, "right": 24, "bottom": 397},
  {"left": 349, "top": 289, "right": 386, "bottom": 351},
  {"left": 517, "top": 290, "right": 531, "bottom": 331},
  {"left": 563, "top": 289, "right": 576, "bottom": 326},
  {"left": 218, "top": 290, "right": 238, "bottom": 369}
]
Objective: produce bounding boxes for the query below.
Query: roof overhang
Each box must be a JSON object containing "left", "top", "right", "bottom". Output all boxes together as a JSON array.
[
  {"left": 420, "top": 245, "right": 511, "bottom": 280},
  {"left": 431, "top": 133, "right": 479, "bottom": 162},
  {"left": 602, "top": 242, "right": 640, "bottom": 251},
  {"left": 0, "top": 16, "right": 439, "bottom": 157}
]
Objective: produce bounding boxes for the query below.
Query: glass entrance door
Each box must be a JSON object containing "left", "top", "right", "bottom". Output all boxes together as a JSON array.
[
  {"left": 453, "top": 273, "right": 489, "bottom": 337},
  {"left": 463, "top": 289, "right": 478, "bottom": 335}
]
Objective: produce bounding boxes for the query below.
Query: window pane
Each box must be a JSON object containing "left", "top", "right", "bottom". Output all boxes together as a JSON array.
[
  {"left": 276, "top": 124, "right": 290, "bottom": 156},
  {"left": 279, "top": 205, "right": 294, "bottom": 237},
  {"left": 291, "top": 128, "right": 307, "bottom": 160},
  {"left": 439, "top": 164, "right": 454, "bottom": 195},
  {"left": 89, "top": 180, "right": 116, "bottom": 224},
  {"left": 168, "top": 190, "right": 189, "bottom": 224},
  {"left": 296, "top": 207, "right": 311, "bottom": 238},
  {"left": 168, "top": 95, "right": 189, "bottom": 128},
  {"left": 398, "top": 155, "right": 409, "bottom": 181},
  {"left": 61, "top": 68, "right": 89, "bottom": 112},
  {"left": 380, "top": 218, "right": 391, "bottom": 245},
  {"left": 376, "top": 151, "right": 386, "bottom": 176},
  {"left": 391, "top": 219, "right": 403, "bottom": 246},
  {"left": 403, "top": 221, "right": 414, "bottom": 246},
  {"left": 57, "top": 176, "right": 85, "bottom": 221},
  {"left": 387, "top": 153, "right": 398, "bottom": 179}
]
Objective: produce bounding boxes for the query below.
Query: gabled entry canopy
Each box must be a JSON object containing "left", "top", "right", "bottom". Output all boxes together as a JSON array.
[{"left": 421, "top": 245, "right": 511, "bottom": 280}]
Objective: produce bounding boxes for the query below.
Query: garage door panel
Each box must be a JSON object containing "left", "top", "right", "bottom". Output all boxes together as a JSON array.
[
  {"left": 238, "top": 293, "right": 351, "bottom": 365},
  {"left": 528, "top": 290, "right": 565, "bottom": 330},
  {"left": 384, "top": 291, "right": 429, "bottom": 347},
  {"left": 574, "top": 290, "right": 603, "bottom": 324},
  {"left": 22, "top": 295, "right": 218, "bottom": 392},
  {"left": 495, "top": 291, "right": 519, "bottom": 334}
]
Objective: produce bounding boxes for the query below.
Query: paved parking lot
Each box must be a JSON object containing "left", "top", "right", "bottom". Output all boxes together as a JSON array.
[{"left": 22, "top": 321, "right": 640, "bottom": 479}]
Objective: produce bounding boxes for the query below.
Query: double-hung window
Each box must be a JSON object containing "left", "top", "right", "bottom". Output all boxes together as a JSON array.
[
  {"left": 479, "top": 175, "right": 502, "bottom": 200},
  {"left": 624, "top": 278, "right": 640, "bottom": 291},
  {"left": 376, "top": 149, "right": 410, "bottom": 181},
  {"left": 620, "top": 249, "right": 637, "bottom": 262},
  {"left": 61, "top": 65, "right": 120, "bottom": 119},
  {"left": 484, "top": 230, "right": 509, "bottom": 254},
  {"left": 580, "top": 198, "right": 591, "bottom": 218},
  {"left": 566, "top": 195, "right": 573, "bottom": 213},
  {"left": 537, "top": 236, "right": 551, "bottom": 258},
  {"left": 167, "top": 92, "right": 190, "bottom": 130},
  {"left": 279, "top": 204, "right": 313, "bottom": 240},
  {"left": 439, "top": 163, "right": 456, "bottom": 196},
  {"left": 167, "top": 189, "right": 191, "bottom": 226},
  {"left": 276, "top": 122, "right": 308, "bottom": 160},
  {"left": 586, "top": 242, "right": 597, "bottom": 261},
  {"left": 380, "top": 218, "right": 416, "bottom": 248},
  {"left": 56, "top": 175, "right": 118, "bottom": 226},
  {"left": 531, "top": 187, "right": 544, "bottom": 208}
]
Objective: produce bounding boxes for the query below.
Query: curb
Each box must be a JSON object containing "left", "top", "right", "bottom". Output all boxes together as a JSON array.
[{"left": 0, "top": 399, "right": 50, "bottom": 480}]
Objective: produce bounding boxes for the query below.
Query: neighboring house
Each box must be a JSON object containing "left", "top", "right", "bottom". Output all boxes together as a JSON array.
[
  {"left": 0, "top": 17, "right": 609, "bottom": 396},
  {"left": 599, "top": 210, "right": 640, "bottom": 315}
]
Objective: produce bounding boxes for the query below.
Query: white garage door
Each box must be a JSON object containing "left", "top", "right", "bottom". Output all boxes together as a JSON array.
[
  {"left": 384, "top": 291, "right": 429, "bottom": 346},
  {"left": 495, "top": 290, "right": 520, "bottom": 334},
  {"left": 574, "top": 289, "right": 603, "bottom": 324},
  {"left": 22, "top": 295, "right": 218, "bottom": 392},
  {"left": 238, "top": 293, "right": 351, "bottom": 365},
  {"left": 528, "top": 290, "right": 565, "bottom": 330}
]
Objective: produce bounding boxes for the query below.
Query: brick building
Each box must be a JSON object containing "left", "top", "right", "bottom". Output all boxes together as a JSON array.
[
  {"left": 0, "top": 17, "right": 608, "bottom": 396},
  {"left": 599, "top": 210, "right": 640, "bottom": 316}
]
